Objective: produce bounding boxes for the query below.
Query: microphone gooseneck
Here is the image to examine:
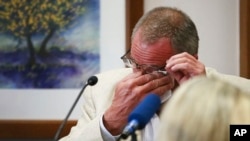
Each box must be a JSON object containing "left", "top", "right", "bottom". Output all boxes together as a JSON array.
[
  {"left": 119, "top": 93, "right": 161, "bottom": 140},
  {"left": 54, "top": 76, "right": 98, "bottom": 141}
]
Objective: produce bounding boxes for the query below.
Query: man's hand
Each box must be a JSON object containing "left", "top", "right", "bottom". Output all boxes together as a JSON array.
[
  {"left": 166, "top": 52, "right": 206, "bottom": 84},
  {"left": 103, "top": 71, "right": 174, "bottom": 135}
]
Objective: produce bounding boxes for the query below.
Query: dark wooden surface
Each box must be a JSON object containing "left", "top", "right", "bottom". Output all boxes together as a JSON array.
[{"left": 0, "top": 120, "right": 77, "bottom": 140}]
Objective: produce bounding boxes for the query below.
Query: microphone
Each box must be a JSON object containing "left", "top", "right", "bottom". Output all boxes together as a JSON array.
[
  {"left": 54, "top": 76, "right": 98, "bottom": 141},
  {"left": 120, "top": 93, "right": 161, "bottom": 140}
]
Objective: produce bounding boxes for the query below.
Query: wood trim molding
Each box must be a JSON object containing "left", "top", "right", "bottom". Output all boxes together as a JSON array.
[
  {"left": 0, "top": 120, "right": 77, "bottom": 139},
  {"left": 125, "top": 0, "right": 143, "bottom": 51},
  {"left": 240, "top": 0, "right": 250, "bottom": 78}
]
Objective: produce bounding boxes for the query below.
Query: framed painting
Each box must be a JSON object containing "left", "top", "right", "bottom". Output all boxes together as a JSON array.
[{"left": 0, "top": 0, "right": 100, "bottom": 89}]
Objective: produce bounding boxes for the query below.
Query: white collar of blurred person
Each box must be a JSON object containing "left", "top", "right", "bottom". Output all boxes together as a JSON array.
[{"left": 161, "top": 90, "right": 172, "bottom": 103}]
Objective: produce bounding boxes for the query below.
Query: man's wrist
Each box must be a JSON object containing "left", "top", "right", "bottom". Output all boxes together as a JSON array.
[
  {"left": 103, "top": 113, "right": 124, "bottom": 135},
  {"left": 100, "top": 115, "right": 120, "bottom": 141}
]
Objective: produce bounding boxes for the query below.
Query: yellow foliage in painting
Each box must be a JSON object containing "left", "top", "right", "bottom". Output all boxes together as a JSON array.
[
  {"left": 0, "top": 0, "right": 87, "bottom": 38},
  {"left": 17, "top": 11, "right": 24, "bottom": 17},
  {"left": 28, "top": 18, "right": 34, "bottom": 25},
  {"left": 0, "top": 11, "right": 9, "bottom": 19}
]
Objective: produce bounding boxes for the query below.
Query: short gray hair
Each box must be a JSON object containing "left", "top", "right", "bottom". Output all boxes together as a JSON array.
[{"left": 132, "top": 7, "right": 199, "bottom": 55}]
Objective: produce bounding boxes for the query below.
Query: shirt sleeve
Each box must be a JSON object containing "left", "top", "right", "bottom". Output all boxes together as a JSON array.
[{"left": 100, "top": 115, "right": 120, "bottom": 141}]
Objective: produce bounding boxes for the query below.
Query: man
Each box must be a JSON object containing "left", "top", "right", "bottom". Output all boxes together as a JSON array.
[{"left": 60, "top": 6, "right": 250, "bottom": 141}]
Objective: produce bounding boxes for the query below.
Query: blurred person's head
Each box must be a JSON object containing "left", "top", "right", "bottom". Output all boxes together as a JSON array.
[{"left": 157, "top": 76, "right": 250, "bottom": 141}]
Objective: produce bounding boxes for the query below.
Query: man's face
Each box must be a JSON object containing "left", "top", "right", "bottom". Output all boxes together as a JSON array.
[{"left": 131, "top": 30, "right": 174, "bottom": 73}]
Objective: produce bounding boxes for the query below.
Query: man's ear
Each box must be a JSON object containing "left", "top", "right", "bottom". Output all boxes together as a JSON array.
[{"left": 194, "top": 54, "right": 198, "bottom": 59}]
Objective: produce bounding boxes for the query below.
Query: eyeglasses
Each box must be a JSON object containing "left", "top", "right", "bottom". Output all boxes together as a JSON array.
[{"left": 120, "top": 49, "right": 167, "bottom": 74}]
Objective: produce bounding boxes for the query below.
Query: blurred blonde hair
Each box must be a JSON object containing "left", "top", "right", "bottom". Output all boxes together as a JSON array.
[{"left": 157, "top": 76, "right": 250, "bottom": 141}]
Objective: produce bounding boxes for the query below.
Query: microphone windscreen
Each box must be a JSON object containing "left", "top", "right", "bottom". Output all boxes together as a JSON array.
[
  {"left": 87, "top": 76, "right": 98, "bottom": 86},
  {"left": 128, "top": 93, "right": 161, "bottom": 129}
]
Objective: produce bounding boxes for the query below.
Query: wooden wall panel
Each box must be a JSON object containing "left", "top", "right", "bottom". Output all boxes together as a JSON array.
[
  {"left": 240, "top": 0, "right": 250, "bottom": 78},
  {"left": 125, "top": 0, "right": 144, "bottom": 51},
  {"left": 0, "top": 120, "right": 76, "bottom": 139}
]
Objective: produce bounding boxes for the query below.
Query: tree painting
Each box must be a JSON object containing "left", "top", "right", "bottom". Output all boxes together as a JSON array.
[{"left": 0, "top": 0, "right": 100, "bottom": 88}]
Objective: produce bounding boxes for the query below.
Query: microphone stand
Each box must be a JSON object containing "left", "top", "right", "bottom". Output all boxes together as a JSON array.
[
  {"left": 131, "top": 132, "right": 137, "bottom": 141},
  {"left": 116, "top": 132, "right": 137, "bottom": 141},
  {"left": 53, "top": 84, "right": 89, "bottom": 141}
]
